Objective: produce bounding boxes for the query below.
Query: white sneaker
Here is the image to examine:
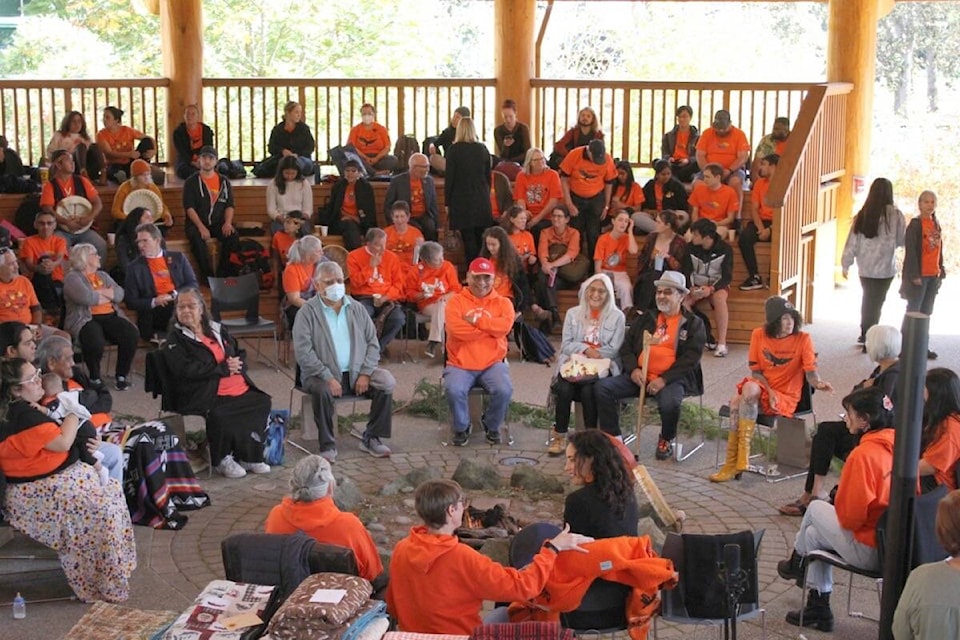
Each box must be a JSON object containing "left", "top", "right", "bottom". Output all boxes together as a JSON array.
[
  {"left": 714, "top": 344, "right": 728, "bottom": 358},
  {"left": 238, "top": 460, "right": 271, "bottom": 474},
  {"left": 216, "top": 454, "right": 246, "bottom": 478}
]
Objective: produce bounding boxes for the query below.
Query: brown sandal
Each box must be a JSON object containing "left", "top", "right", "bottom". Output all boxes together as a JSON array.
[{"left": 778, "top": 499, "right": 807, "bottom": 517}]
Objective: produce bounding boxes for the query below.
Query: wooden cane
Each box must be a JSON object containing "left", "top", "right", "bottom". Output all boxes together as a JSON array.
[{"left": 633, "top": 330, "right": 654, "bottom": 454}]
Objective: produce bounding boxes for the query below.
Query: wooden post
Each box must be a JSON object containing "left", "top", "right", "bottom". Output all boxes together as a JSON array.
[
  {"left": 494, "top": 0, "right": 536, "bottom": 137},
  {"left": 827, "top": 0, "right": 890, "bottom": 280},
  {"left": 160, "top": 0, "right": 203, "bottom": 167}
]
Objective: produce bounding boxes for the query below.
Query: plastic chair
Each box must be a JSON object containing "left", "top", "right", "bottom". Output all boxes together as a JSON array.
[
  {"left": 653, "top": 529, "right": 766, "bottom": 639},
  {"left": 796, "top": 483, "right": 949, "bottom": 627},
  {"left": 714, "top": 378, "right": 816, "bottom": 482},
  {"left": 208, "top": 272, "right": 279, "bottom": 367}
]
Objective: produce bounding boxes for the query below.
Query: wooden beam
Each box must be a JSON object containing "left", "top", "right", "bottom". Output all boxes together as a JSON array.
[
  {"left": 160, "top": 0, "right": 203, "bottom": 168},
  {"left": 494, "top": 0, "right": 536, "bottom": 131}
]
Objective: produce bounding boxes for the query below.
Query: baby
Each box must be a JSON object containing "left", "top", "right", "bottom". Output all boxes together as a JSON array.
[{"left": 40, "top": 373, "right": 108, "bottom": 486}]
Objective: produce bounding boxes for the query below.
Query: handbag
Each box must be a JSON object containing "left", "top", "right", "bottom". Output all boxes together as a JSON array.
[
  {"left": 547, "top": 242, "right": 589, "bottom": 283},
  {"left": 559, "top": 352, "right": 611, "bottom": 382}
]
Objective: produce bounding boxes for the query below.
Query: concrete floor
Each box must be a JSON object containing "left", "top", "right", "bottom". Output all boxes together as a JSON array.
[{"left": 1, "top": 277, "right": 956, "bottom": 639}]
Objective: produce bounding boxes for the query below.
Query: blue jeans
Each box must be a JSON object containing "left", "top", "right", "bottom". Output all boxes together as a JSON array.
[
  {"left": 98, "top": 442, "right": 124, "bottom": 482},
  {"left": 443, "top": 362, "right": 512, "bottom": 434}
]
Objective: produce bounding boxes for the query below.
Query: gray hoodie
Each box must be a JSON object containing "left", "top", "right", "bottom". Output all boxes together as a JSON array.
[{"left": 556, "top": 273, "right": 625, "bottom": 376}]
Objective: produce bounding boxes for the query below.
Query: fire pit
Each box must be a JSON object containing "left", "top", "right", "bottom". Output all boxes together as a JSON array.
[{"left": 456, "top": 502, "right": 522, "bottom": 549}]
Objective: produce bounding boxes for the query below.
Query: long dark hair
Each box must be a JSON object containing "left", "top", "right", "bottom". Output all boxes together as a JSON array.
[
  {"left": 480, "top": 226, "right": 522, "bottom": 282},
  {"left": 852, "top": 178, "right": 894, "bottom": 239},
  {"left": 842, "top": 386, "right": 895, "bottom": 433},
  {"left": 922, "top": 368, "right": 960, "bottom": 452},
  {"left": 121, "top": 207, "right": 153, "bottom": 244},
  {"left": 58, "top": 110, "right": 90, "bottom": 139},
  {"left": 501, "top": 204, "right": 526, "bottom": 234},
  {"left": 0, "top": 322, "right": 30, "bottom": 359},
  {"left": 568, "top": 430, "right": 634, "bottom": 519},
  {"left": 614, "top": 160, "right": 635, "bottom": 199},
  {"left": 0, "top": 357, "right": 29, "bottom": 421},
  {"left": 274, "top": 155, "right": 304, "bottom": 195}
]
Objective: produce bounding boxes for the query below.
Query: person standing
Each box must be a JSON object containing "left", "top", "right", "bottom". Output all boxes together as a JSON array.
[
  {"left": 444, "top": 117, "right": 493, "bottom": 264},
  {"left": 559, "top": 139, "right": 617, "bottom": 263},
  {"left": 841, "top": 177, "right": 905, "bottom": 348},
  {"left": 900, "top": 190, "right": 944, "bottom": 360},
  {"left": 182, "top": 145, "right": 240, "bottom": 281}
]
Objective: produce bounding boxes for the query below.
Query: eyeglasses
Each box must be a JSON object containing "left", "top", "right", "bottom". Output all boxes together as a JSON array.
[{"left": 17, "top": 370, "right": 40, "bottom": 386}]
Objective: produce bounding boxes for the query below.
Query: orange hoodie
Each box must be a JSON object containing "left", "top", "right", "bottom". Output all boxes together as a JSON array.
[
  {"left": 386, "top": 525, "right": 559, "bottom": 634},
  {"left": 404, "top": 260, "right": 462, "bottom": 310},
  {"left": 835, "top": 428, "right": 895, "bottom": 548},
  {"left": 264, "top": 496, "right": 384, "bottom": 582},
  {"left": 509, "top": 536, "right": 677, "bottom": 640},
  {"left": 444, "top": 287, "right": 515, "bottom": 370},
  {"left": 346, "top": 247, "right": 405, "bottom": 300}
]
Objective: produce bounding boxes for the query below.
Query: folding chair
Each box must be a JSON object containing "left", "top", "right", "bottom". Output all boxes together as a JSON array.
[
  {"left": 715, "top": 378, "right": 816, "bottom": 482},
  {"left": 208, "top": 273, "right": 279, "bottom": 367},
  {"left": 653, "top": 529, "right": 766, "bottom": 639},
  {"left": 287, "top": 364, "right": 362, "bottom": 445},
  {"left": 400, "top": 304, "right": 432, "bottom": 364},
  {"left": 624, "top": 364, "right": 706, "bottom": 462}
]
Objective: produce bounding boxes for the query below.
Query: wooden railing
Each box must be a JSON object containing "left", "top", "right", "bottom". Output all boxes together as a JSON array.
[
  {"left": 767, "top": 83, "right": 852, "bottom": 293},
  {"left": 0, "top": 79, "right": 169, "bottom": 167},
  {"left": 531, "top": 80, "right": 811, "bottom": 166},
  {"left": 202, "top": 78, "right": 498, "bottom": 165}
]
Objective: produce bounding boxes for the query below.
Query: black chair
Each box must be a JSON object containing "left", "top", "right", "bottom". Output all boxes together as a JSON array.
[
  {"left": 208, "top": 272, "right": 279, "bottom": 367},
  {"left": 797, "top": 484, "right": 949, "bottom": 625},
  {"left": 653, "top": 529, "right": 766, "bottom": 639}
]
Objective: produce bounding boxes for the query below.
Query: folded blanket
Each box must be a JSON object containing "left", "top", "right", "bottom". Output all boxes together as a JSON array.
[{"left": 267, "top": 572, "right": 373, "bottom": 639}]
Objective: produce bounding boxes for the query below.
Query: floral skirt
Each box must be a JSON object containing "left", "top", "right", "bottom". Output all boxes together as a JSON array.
[{"left": 5, "top": 462, "right": 137, "bottom": 603}]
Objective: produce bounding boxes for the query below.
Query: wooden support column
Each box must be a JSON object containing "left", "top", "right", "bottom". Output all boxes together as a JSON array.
[
  {"left": 827, "top": 0, "right": 890, "bottom": 278},
  {"left": 159, "top": 0, "right": 203, "bottom": 167},
  {"left": 494, "top": 0, "right": 536, "bottom": 131}
]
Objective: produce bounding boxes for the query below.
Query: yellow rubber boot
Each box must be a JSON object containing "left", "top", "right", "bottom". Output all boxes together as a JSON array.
[
  {"left": 709, "top": 428, "right": 740, "bottom": 482},
  {"left": 735, "top": 418, "right": 757, "bottom": 473}
]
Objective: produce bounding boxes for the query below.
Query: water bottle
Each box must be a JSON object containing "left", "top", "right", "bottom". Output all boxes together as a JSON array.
[{"left": 12, "top": 592, "right": 25, "bottom": 619}]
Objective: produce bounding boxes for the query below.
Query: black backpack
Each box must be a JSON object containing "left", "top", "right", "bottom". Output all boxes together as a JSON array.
[
  {"left": 224, "top": 238, "right": 274, "bottom": 289},
  {"left": 513, "top": 321, "right": 556, "bottom": 365},
  {"left": 13, "top": 193, "right": 41, "bottom": 236}
]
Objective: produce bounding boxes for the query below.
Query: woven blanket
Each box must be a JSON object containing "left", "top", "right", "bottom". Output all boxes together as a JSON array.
[{"left": 63, "top": 601, "right": 178, "bottom": 640}]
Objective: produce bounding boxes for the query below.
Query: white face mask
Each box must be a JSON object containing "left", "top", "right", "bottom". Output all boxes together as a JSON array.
[
  {"left": 361, "top": 114, "right": 374, "bottom": 125},
  {"left": 324, "top": 282, "right": 345, "bottom": 302}
]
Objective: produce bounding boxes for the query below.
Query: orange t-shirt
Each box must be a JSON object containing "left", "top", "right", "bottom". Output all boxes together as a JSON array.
[
  {"left": 0, "top": 421, "right": 68, "bottom": 478},
  {"left": 20, "top": 235, "right": 69, "bottom": 282},
  {"left": 187, "top": 124, "right": 203, "bottom": 160},
  {"left": 341, "top": 182, "right": 359, "bottom": 220},
  {"left": 405, "top": 260, "right": 463, "bottom": 310},
  {"left": 409, "top": 177, "right": 426, "bottom": 217},
  {"left": 513, "top": 169, "right": 563, "bottom": 216},
  {"left": 594, "top": 232, "right": 630, "bottom": 273},
  {"left": 673, "top": 130, "right": 690, "bottom": 160},
  {"left": 689, "top": 183, "right": 739, "bottom": 223},
  {"left": 272, "top": 232, "right": 296, "bottom": 266},
  {"left": 385, "top": 225, "right": 424, "bottom": 269},
  {"left": 696, "top": 126, "right": 750, "bottom": 169},
  {"left": 559, "top": 147, "right": 617, "bottom": 198},
  {"left": 920, "top": 217, "right": 942, "bottom": 277},
  {"left": 642, "top": 313, "right": 681, "bottom": 381},
  {"left": 147, "top": 256, "right": 175, "bottom": 295},
  {"left": 86, "top": 272, "right": 114, "bottom": 315},
  {"left": 538, "top": 226, "right": 581, "bottom": 264},
  {"left": 197, "top": 334, "right": 249, "bottom": 397},
  {"left": 282, "top": 261, "right": 315, "bottom": 298},
  {"left": 201, "top": 173, "right": 221, "bottom": 211},
  {"left": 347, "top": 123, "right": 390, "bottom": 159},
  {"left": 96, "top": 126, "right": 137, "bottom": 155},
  {"left": 39, "top": 175, "right": 98, "bottom": 208},
  {"left": 0, "top": 276, "right": 39, "bottom": 323},
  {"left": 775, "top": 139, "right": 787, "bottom": 155},
  {"left": 747, "top": 327, "right": 817, "bottom": 416},
  {"left": 508, "top": 230, "right": 536, "bottom": 260},
  {"left": 613, "top": 182, "right": 643, "bottom": 209},
  {"left": 489, "top": 257, "right": 514, "bottom": 299},
  {"left": 922, "top": 415, "right": 960, "bottom": 490},
  {"left": 751, "top": 177, "right": 774, "bottom": 222}
]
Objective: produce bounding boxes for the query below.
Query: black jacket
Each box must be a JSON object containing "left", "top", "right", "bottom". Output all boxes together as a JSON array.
[
  {"left": 172, "top": 122, "right": 214, "bottom": 174},
  {"left": 162, "top": 323, "right": 262, "bottom": 415},
  {"left": 621, "top": 307, "right": 705, "bottom": 393},
  {"left": 182, "top": 172, "right": 234, "bottom": 228},
  {"left": 660, "top": 125, "right": 700, "bottom": 161},
  {"left": 900, "top": 215, "right": 945, "bottom": 299},
  {"left": 123, "top": 251, "right": 198, "bottom": 314},
  {"left": 268, "top": 121, "right": 315, "bottom": 158},
  {"left": 641, "top": 178, "right": 689, "bottom": 213},
  {"left": 322, "top": 177, "right": 377, "bottom": 233},
  {"left": 384, "top": 172, "right": 439, "bottom": 227},
  {"left": 444, "top": 142, "right": 492, "bottom": 230},
  {"left": 688, "top": 237, "right": 733, "bottom": 291}
]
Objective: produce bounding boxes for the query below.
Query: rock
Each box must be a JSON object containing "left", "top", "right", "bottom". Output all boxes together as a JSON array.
[
  {"left": 402, "top": 498, "right": 415, "bottom": 508},
  {"left": 394, "top": 515, "right": 413, "bottom": 525},
  {"left": 478, "top": 537, "right": 511, "bottom": 566},
  {"left": 380, "top": 466, "right": 441, "bottom": 496},
  {"left": 452, "top": 458, "right": 501, "bottom": 490},
  {"left": 509, "top": 466, "right": 564, "bottom": 494},
  {"left": 334, "top": 477, "right": 363, "bottom": 512},
  {"left": 367, "top": 522, "right": 387, "bottom": 533},
  {"left": 637, "top": 517, "right": 667, "bottom": 554}
]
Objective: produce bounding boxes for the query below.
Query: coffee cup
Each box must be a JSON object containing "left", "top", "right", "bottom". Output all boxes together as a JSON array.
[
  {"left": 727, "top": 229, "right": 737, "bottom": 242},
  {"left": 373, "top": 293, "right": 383, "bottom": 307},
  {"left": 319, "top": 225, "right": 329, "bottom": 236},
  {"left": 38, "top": 166, "right": 49, "bottom": 184},
  {"left": 107, "top": 233, "right": 116, "bottom": 247},
  {"left": 654, "top": 255, "right": 664, "bottom": 271}
]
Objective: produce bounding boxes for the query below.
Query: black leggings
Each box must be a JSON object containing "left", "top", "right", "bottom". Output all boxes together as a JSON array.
[
  {"left": 78, "top": 313, "right": 140, "bottom": 380},
  {"left": 805, "top": 420, "right": 858, "bottom": 493}
]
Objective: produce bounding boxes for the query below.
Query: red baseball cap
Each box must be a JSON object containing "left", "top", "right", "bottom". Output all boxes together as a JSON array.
[{"left": 468, "top": 258, "right": 495, "bottom": 275}]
